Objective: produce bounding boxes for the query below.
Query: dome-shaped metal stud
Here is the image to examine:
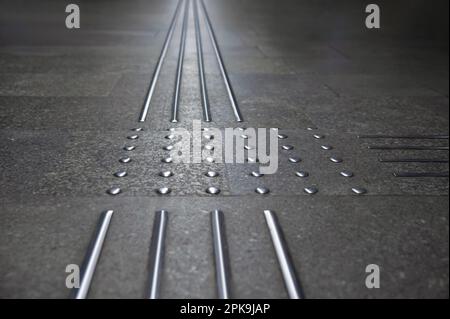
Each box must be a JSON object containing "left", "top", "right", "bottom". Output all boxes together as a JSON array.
[
  {"left": 288, "top": 156, "right": 301, "bottom": 163},
  {"left": 205, "top": 171, "right": 219, "bottom": 177},
  {"left": 204, "top": 134, "right": 214, "bottom": 140},
  {"left": 295, "top": 171, "right": 309, "bottom": 177},
  {"left": 156, "top": 187, "right": 171, "bottom": 195},
  {"left": 236, "top": 127, "right": 245, "bottom": 131},
  {"left": 127, "top": 135, "right": 139, "bottom": 140},
  {"left": 161, "top": 157, "right": 173, "bottom": 163},
  {"left": 114, "top": 171, "right": 127, "bottom": 178},
  {"left": 124, "top": 146, "right": 136, "bottom": 151},
  {"left": 321, "top": 145, "right": 333, "bottom": 150},
  {"left": 255, "top": 187, "right": 270, "bottom": 194},
  {"left": 206, "top": 186, "right": 220, "bottom": 194},
  {"left": 282, "top": 145, "right": 294, "bottom": 151},
  {"left": 313, "top": 134, "right": 324, "bottom": 139},
  {"left": 159, "top": 171, "right": 174, "bottom": 178},
  {"left": 307, "top": 127, "right": 317, "bottom": 131},
  {"left": 340, "top": 170, "right": 354, "bottom": 177},
  {"left": 165, "top": 134, "right": 175, "bottom": 139},
  {"left": 278, "top": 134, "right": 288, "bottom": 139},
  {"left": 330, "top": 157, "right": 343, "bottom": 163},
  {"left": 204, "top": 144, "right": 214, "bottom": 151},
  {"left": 163, "top": 145, "right": 174, "bottom": 151},
  {"left": 351, "top": 187, "right": 367, "bottom": 195},
  {"left": 247, "top": 157, "right": 259, "bottom": 163},
  {"left": 304, "top": 187, "right": 318, "bottom": 194},
  {"left": 131, "top": 128, "right": 143, "bottom": 132},
  {"left": 205, "top": 157, "right": 215, "bottom": 163},
  {"left": 168, "top": 128, "right": 176, "bottom": 131},
  {"left": 250, "top": 171, "right": 264, "bottom": 177},
  {"left": 106, "top": 187, "right": 121, "bottom": 195},
  {"left": 119, "top": 157, "right": 131, "bottom": 163},
  {"left": 244, "top": 145, "right": 253, "bottom": 150},
  {"left": 240, "top": 134, "right": 249, "bottom": 139}
]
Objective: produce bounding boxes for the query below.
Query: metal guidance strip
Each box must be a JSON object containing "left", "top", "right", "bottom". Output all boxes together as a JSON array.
[
  {"left": 211, "top": 210, "right": 231, "bottom": 299},
  {"left": 171, "top": 0, "right": 190, "bottom": 123},
  {"left": 379, "top": 158, "right": 449, "bottom": 163},
  {"left": 194, "top": 0, "right": 211, "bottom": 122},
  {"left": 139, "top": 0, "right": 183, "bottom": 122},
  {"left": 147, "top": 210, "right": 168, "bottom": 299},
  {"left": 393, "top": 172, "right": 449, "bottom": 178},
  {"left": 71, "top": 210, "right": 114, "bottom": 299},
  {"left": 200, "top": 0, "right": 243, "bottom": 122},
  {"left": 358, "top": 134, "right": 449, "bottom": 139},
  {"left": 263, "top": 210, "right": 304, "bottom": 299},
  {"left": 368, "top": 145, "right": 449, "bottom": 150}
]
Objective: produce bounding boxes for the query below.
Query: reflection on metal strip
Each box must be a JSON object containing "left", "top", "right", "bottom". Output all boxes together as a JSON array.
[
  {"left": 211, "top": 210, "right": 231, "bottom": 299},
  {"left": 71, "top": 210, "right": 114, "bottom": 299},
  {"left": 139, "top": 0, "right": 183, "bottom": 122},
  {"left": 264, "top": 210, "right": 304, "bottom": 299},
  {"left": 147, "top": 210, "right": 168, "bottom": 299}
]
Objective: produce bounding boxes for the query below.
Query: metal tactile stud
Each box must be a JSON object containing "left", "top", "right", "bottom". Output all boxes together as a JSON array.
[
  {"left": 244, "top": 145, "right": 253, "bottom": 150},
  {"left": 351, "top": 187, "right": 367, "bottom": 195},
  {"left": 124, "top": 146, "right": 136, "bottom": 151},
  {"left": 156, "top": 187, "right": 171, "bottom": 195},
  {"left": 204, "top": 134, "right": 214, "bottom": 140},
  {"left": 313, "top": 134, "right": 324, "bottom": 139},
  {"left": 205, "top": 156, "right": 215, "bottom": 163},
  {"left": 307, "top": 127, "right": 317, "bottom": 131},
  {"left": 131, "top": 128, "right": 143, "bottom": 132},
  {"left": 247, "top": 157, "right": 259, "bottom": 163},
  {"left": 255, "top": 186, "right": 270, "bottom": 194},
  {"left": 288, "top": 156, "right": 301, "bottom": 163},
  {"left": 282, "top": 145, "right": 294, "bottom": 150},
  {"left": 303, "top": 187, "right": 318, "bottom": 194},
  {"left": 163, "top": 145, "right": 174, "bottom": 151},
  {"left": 165, "top": 134, "right": 175, "bottom": 140},
  {"left": 119, "top": 157, "right": 131, "bottom": 163},
  {"left": 106, "top": 187, "right": 121, "bottom": 195},
  {"left": 320, "top": 145, "right": 333, "bottom": 150},
  {"left": 114, "top": 171, "right": 127, "bottom": 178},
  {"left": 161, "top": 157, "right": 173, "bottom": 163},
  {"left": 250, "top": 171, "right": 264, "bottom": 177},
  {"left": 241, "top": 134, "right": 249, "bottom": 139},
  {"left": 206, "top": 186, "right": 221, "bottom": 194},
  {"left": 159, "top": 171, "right": 174, "bottom": 178},
  {"left": 330, "top": 157, "right": 343, "bottom": 163},
  {"left": 127, "top": 135, "right": 139, "bottom": 140},
  {"left": 204, "top": 144, "right": 214, "bottom": 151},
  {"left": 278, "top": 134, "right": 288, "bottom": 139},
  {"left": 295, "top": 171, "right": 309, "bottom": 178},
  {"left": 340, "top": 170, "right": 354, "bottom": 177},
  {"left": 205, "top": 171, "right": 219, "bottom": 177}
]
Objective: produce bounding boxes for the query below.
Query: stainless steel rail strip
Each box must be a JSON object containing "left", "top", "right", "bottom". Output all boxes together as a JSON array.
[
  {"left": 139, "top": 0, "right": 183, "bottom": 122},
  {"left": 147, "top": 210, "right": 168, "bottom": 299},
  {"left": 393, "top": 172, "right": 449, "bottom": 177},
  {"left": 379, "top": 158, "right": 449, "bottom": 163},
  {"left": 263, "top": 210, "right": 304, "bottom": 299},
  {"left": 358, "top": 134, "right": 449, "bottom": 139},
  {"left": 171, "top": 0, "right": 190, "bottom": 123},
  {"left": 71, "top": 210, "right": 114, "bottom": 299},
  {"left": 199, "top": 0, "right": 243, "bottom": 122},
  {"left": 368, "top": 145, "right": 449, "bottom": 150},
  {"left": 194, "top": 0, "right": 211, "bottom": 122},
  {"left": 211, "top": 210, "right": 231, "bottom": 299}
]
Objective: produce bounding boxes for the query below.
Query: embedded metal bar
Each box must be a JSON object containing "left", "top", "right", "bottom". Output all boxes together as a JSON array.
[
  {"left": 379, "top": 158, "right": 449, "bottom": 163},
  {"left": 200, "top": 0, "right": 243, "bottom": 122},
  {"left": 263, "top": 210, "right": 304, "bottom": 299},
  {"left": 393, "top": 172, "right": 449, "bottom": 177},
  {"left": 368, "top": 145, "right": 449, "bottom": 150},
  {"left": 71, "top": 210, "right": 114, "bottom": 299},
  {"left": 139, "top": 0, "right": 183, "bottom": 122},
  {"left": 147, "top": 210, "right": 168, "bottom": 299},
  {"left": 171, "top": 0, "right": 190, "bottom": 123},
  {"left": 211, "top": 210, "right": 231, "bottom": 299},
  {"left": 358, "top": 134, "right": 449, "bottom": 139},
  {"left": 194, "top": 0, "right": 211, "bottom": 122}
]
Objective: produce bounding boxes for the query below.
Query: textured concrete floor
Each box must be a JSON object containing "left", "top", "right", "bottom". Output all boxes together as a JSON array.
[{"left": 0, "top": 0, "right": 448, "bottom": 298}]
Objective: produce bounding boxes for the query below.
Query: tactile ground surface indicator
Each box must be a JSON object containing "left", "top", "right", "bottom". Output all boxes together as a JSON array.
[{"left": 0, "top": 0, "right": 448, "bottom": 298}]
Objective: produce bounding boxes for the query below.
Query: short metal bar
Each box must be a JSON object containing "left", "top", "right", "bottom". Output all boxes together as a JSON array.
[
  {"left": 379, "top": 158, "right": 449, "bottom": 163},
  {"left": 71, "top": 210, "right": 114, "bottom": 299},
  {"left": 358, "top": 134, "right": 449, "bottom": 139},
  {"left": 147, "top": 210, "right": 168, "bottom": 299},
  {"left": 393, "top": 172, "right": 449, "bottom": 177},
  {"left": 139, "top": 0, "right": 183, "bottom": 122},
  {"left": 368, "top": 145, "right": 449, "bottom": 150},
  {"left": 171, "top": 0, "right": 190, "bottom": 123},
  {"left": 194, "top": 0, "right": 211, "bottom": 122},
  {"left": 200, "top": 0, "right": 243, "bottom": 122},
  {"left": 211, "top": 210, "right": 231, "bottom": 299},
  {"left": 263, "top": 210, "right": 304, "bottom": 299}
]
